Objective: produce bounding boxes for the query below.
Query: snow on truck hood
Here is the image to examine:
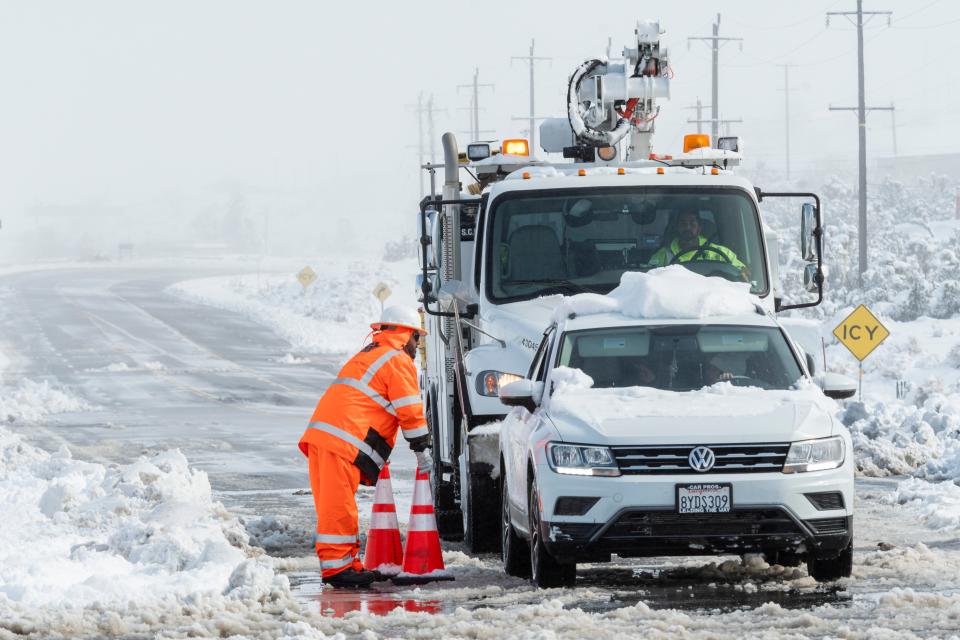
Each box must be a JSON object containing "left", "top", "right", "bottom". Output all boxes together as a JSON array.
[{"left": 547, "top": 370, "right": 837, "bottom": 445}]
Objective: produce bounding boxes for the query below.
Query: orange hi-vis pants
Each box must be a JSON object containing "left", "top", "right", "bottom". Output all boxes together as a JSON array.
[{"left": 307, "top": 444, "right": 365, "bottom": 578}]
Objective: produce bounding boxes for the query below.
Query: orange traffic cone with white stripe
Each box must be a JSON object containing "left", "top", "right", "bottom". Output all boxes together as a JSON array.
[
  {"left": 392, "top": 466, "right": 454, "bottom": 585},
  {"left": 363, "top": 464, "right": 403, "bottom": 576}
]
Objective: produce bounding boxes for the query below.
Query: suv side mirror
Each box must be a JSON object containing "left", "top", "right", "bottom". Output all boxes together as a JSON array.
[
  {"left": 499, "top": 379, "right": 542, "bottom": 412},
  {"left": 818, "top": 372, "right": 857, "bottom": 400}
]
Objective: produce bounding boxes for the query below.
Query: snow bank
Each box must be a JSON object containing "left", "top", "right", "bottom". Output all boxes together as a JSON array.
[
  {"left": 168, "top": 258, "right": 418, "bottom": 357},
  {"left": 553, "top": 266, "right": 760, "bottom": 323},
  {"left": 0, "top": 379, "right": 93, "bottom": 423},
  {"left": 891, "top": 478, "right": 960, "bottom": 532},
  {"left": 842, "top": 399, "right": 960, "bottom": 479},
  {"left": 0, "top": 425, "right": 333, "bottom": 638}
]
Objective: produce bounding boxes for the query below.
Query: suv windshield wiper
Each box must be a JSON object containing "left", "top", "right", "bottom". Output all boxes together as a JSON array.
[{"left": 502, "top": 278, "right": 597, "bottom": 294}]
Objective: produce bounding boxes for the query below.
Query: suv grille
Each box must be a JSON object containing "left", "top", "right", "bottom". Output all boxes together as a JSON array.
[
  {"left": 611, "top": 443, "right": 790, "bottom": 474},
  {"left": 601, "top": 508, "right": 803, "bottom": 540}
]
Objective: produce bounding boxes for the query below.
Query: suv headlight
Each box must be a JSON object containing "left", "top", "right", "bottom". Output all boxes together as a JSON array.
[
  {"left": 547, "top": 443, "right": 620, "bottom": 477},
  {"left": 782, "top": 436, "right": 845, "bottom": 473},
  {"left": 476, "top": 370, "right": 523, "bottom": 397}
]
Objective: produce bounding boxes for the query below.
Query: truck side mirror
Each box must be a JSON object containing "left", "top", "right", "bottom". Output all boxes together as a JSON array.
[
  {"left": 818, "top": 372, "right": 857, "bottom": 400},
  {"left": 800, "top": 202, "right": 818, "bottom": 262},
  {"left": 805, "top": 352, "right": 816, "bottom": 375},
  {"left": 499, "top": 379, "right": 542, "bottom": 412},
  {"left": 421, "top": 209, "right": 440, "bottom": 269},
  {"left": 802, "top": 263, "right": 821, "bottom": 293}
]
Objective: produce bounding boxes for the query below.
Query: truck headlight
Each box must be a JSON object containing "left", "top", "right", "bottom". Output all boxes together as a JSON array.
[
  {"left": 782, "top": 436, "right": 845, "bottom": 473},
  {"left": 476, "top": 371, "right": 523, "bottom": 397},
  {"left": 547, "top": 443, "right": 620, "bottom": 477}
]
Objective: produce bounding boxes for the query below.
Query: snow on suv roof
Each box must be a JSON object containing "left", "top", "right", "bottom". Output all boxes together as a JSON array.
[{"left": 551, "top": 266, "right": 766, "bottom": 332}]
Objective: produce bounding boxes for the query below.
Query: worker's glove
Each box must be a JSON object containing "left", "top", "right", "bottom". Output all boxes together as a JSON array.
[{"left": 415, "top": 448, "right": 433, "bottom": 473}]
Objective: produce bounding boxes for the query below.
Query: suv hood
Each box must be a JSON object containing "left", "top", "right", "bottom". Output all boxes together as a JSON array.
[{"left": 547, "top": 382, "right": 837, "bottom": 445}]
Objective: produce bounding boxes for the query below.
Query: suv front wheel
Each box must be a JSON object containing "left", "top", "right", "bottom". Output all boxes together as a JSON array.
[
  {"left": 528, "top": 480, "right": 576, "bottom": 588},
  {"left": 807, "top": 540, "right": 853, "bottom": 581},
  {"left": 501, "top": 470, "right": 531, "bottom": 578}
]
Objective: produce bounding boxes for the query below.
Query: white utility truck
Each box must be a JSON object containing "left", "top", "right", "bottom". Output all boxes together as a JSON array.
[{"left": 415, "top": 21, "right": 855, "bottom": 574}]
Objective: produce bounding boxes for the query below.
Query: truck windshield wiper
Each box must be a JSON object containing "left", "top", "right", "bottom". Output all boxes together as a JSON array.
[{"left": 502, "top": 278, "right": 597, "bottom": 294}]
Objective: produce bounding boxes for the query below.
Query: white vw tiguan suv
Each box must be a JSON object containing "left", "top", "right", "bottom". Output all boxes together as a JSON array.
[{"left": 497, "top": 308, "right": 856, "bottom": 588}]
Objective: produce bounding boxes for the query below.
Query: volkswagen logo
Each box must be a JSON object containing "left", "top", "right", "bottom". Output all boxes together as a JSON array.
[{"left": 688, "top": 446, "right": 716, "bottom": 472}]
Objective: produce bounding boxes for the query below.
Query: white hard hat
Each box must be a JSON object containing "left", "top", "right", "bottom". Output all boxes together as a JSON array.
[{"left": 371, "top": 305, "right": 427, "bottom": 335}]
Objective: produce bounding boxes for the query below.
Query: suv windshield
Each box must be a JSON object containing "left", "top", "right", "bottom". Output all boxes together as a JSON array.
[
  {"left": 557, "top": 325, "right": 802, "bottom": 391},
  {"left": 487, "top": 187, "right": 767, "bottom": 302}
]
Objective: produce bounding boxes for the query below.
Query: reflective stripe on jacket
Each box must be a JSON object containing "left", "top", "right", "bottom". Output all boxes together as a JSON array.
[
  {"left": 648, "top": 235, "right": 746, "bottom": 270},
  {"left": 298, "top": 329, "right": 428, "bottom": 484}
]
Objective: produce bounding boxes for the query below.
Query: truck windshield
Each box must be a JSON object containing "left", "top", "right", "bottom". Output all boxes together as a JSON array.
[
  {"left": 486, "top": 187, "right": 767, "bottom": 302},
  {"left": 556, "top": 325, "right": 802, "bottom": 391}
]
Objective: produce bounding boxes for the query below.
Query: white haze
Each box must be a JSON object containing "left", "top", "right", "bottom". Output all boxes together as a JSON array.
[{"left": 0, "top": 0, "right": 956, "bottom": 261}]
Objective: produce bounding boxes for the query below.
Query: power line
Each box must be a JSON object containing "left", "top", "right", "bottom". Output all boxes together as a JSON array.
[{"left": 688, "top": 13, "right": 743, "bottom": 142}]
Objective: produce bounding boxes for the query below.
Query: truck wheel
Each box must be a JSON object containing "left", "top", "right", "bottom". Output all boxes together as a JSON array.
[
  {"left": 461, "top": 419, "right": 501, "bottom": 553},
  {"left": 430, "top": 392, "right": 463, "bottom": 541},
  {"left": 806, "top": 540, "right": 853, "bottom": 581},
  {"left": 501, "top": 469, "right": 530, "bottom": 578},
  {"left": 528, "top": 481, "right": 576, "bottom": 588}
]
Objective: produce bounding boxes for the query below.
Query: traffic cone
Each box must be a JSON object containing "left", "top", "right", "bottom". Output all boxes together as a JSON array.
[
  {"left": 363, "top": 464, "right": 403, "bottom": 576},
  {"left": 392, "top": 466, "right": 454, "bottom": 585}
]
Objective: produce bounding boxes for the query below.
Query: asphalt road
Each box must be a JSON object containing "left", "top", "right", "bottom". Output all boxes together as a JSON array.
[{"left": 0, "top": 264, "right": 355, "bottom": 524}]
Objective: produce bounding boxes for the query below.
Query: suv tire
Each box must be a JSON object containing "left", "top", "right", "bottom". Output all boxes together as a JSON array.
[
  {"left": 807, "top": 540, "right": 853, "bottom": 581},
  {"left": 501, "top": 470, "right": 531, "bottom": 578},
  {"left": 528, "top": 481, "right": 576, "bottom": 588}
]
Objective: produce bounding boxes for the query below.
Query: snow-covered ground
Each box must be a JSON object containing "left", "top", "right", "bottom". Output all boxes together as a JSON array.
[{"left": 167, "top": 258, "right": 419, "bottom": 359}]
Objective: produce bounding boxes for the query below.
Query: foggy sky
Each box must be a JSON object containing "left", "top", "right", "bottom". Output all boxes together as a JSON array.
[{"left": 0, "top": 1, "right": 957, "bottom": 257}]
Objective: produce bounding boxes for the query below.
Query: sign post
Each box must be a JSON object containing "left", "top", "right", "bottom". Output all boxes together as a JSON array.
[
  {"left": 832, "top": 304, "right": 890, "bottom": 401},
  {"left": 372, "top": 282, "right": 392, "bottom": 314}
]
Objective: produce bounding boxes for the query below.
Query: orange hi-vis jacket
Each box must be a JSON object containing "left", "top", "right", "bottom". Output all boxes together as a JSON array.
[{"left": 298, "top": 329, "right": 429, "bottom": 484}]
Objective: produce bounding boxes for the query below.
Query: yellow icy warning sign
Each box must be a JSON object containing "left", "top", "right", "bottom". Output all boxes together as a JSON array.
[
  {"left": 832, "top": 304, "right": 889, "bottom": 361},
  {"left": 372, "top": 282, "right": 392, "bottom": 303},
  {"left": 297, "top": 266, "right": 317, "bottom": 289}
]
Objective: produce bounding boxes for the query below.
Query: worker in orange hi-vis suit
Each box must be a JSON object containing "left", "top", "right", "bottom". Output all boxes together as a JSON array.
[{"left": 298, "top": 305, "right": 432, "bottom": 588}]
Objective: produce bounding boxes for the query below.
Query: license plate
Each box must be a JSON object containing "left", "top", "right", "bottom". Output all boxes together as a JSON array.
[{"left": 676, "top": 483, "right": 732, "bottom": 513}]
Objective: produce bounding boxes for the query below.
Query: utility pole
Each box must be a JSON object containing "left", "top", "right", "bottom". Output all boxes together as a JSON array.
[
  {"left": 457, "top": 68, "right": 494, "bottom": 141},
  {"left": 511, "top": 39, "right": 551, "bottom": 152},
  {"left": 689, "top": 13, "right": 743, "bottom": 143},
  {"left": 683, "top": 98, "right": 710, "bottom": 134},
  {"left": 778, "top": 64, "right": 796, "bottom": 180},
  {"left": 408, "top": 92, "right": 426, "bottom": 199},
  {"left": 407, "top": 93, "right": 445, "bottom": 198},
  {"left": 889, "top": 103, "right": 898, "bottom": 156},
  {"left": 827, "top": 0, "right": 892, "bottom": 287}
]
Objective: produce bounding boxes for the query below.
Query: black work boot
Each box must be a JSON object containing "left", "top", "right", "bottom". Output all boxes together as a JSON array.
[{"left": 323, "top": 568, "right": 378, "bottom": 588}]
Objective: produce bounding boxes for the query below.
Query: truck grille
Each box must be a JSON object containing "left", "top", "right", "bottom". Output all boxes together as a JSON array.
[{"left": 611, "top": 443, "right": 790, "bottom": 475}]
